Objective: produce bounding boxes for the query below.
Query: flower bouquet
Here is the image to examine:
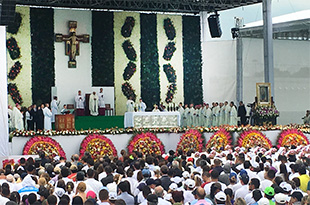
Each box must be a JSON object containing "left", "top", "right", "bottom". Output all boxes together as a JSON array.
[
  {"left": 122, "top": 40, "right": 137, "bottom": 61},
  {"left": 80, "top": 134, "right": 117, "bottom": 158},
  {"left": 163, "top": 42, "right": 176, "bottom": 61},
  {"left": 165, "top": 83, "right": 177, "bottom": 103},
  {"left": 122, "top": 82, "right": 136, "bottom": 101},
  {"left": 121, "top": 16, "right": 135, "bottom": 38},
  {"left": 23, "top": 136, "right": 66, "bottom": 159},
  {"left": 176, "top": 129, "right": 204, "bottom": 153},
  {"left": 163, "top": 64, "right": 176, "bottom": 83},
  {"left": 8, "top": 61, "right": 22, "bottom": 80},
  {"left": 123, "top": 61, "right": 136, "bottom": 81},
  {"left": 127, "top": 132, "right": 165, "bottom": 155},
  {"left": 6, "top": 37, "right": 21, "bottom": 60},
  {"left": 206, "top": 128, "right": 232, "bottom": 151},
  {"left": 163, "top": 18, "right": 176, "bottom": 40},
  {"left": 8, "top": 83, "right": 23, "bottom": 105},
  {"left": 238, "top": 130, "right": 272, "bottom": 150},
  {"left": 277, "top": 128, "right": 309, "bottom": 148},
  {"left": 254, "top": 105, "right": 279, "bottom": 120}
]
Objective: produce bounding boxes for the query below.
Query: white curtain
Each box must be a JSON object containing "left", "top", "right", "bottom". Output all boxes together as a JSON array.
[{"left": 0, "top": 26, "right": 9, "bottom": 156}]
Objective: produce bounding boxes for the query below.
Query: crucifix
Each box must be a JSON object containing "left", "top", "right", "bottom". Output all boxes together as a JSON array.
[{"left": 55, "top": 21, "right": 90, "bottom": 68}]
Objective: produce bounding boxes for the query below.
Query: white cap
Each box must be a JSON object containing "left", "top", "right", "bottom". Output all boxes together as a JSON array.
[
  {"left": 258, "top": 198, "right": 270, "bottom": 205},
  {"left": 185, "top": 179, "right": 195, "bottom": 189},
  {"left": 172, "top": 176, "right": 183, "bottom": 184},
  {"left": 182, "top": 171, "right": 190, "bottom": 179},
  {"left": 215, "top": 191, "right": 227, "bottom": 201},
  {"left": 280, "top": 182, "right": 292, "bottom": 193},
  {"left": 274, "top": 193, "right": 288, "bottom": 204},
  {"left": 169, "top": 183, "right": 178, "bottom": 191},
  {"left": 109, "top": 192, "right": 117, "bottom": 200}
]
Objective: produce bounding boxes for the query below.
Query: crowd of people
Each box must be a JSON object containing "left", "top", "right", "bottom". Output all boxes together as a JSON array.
[{"left": 1, "top": 145, "right": 310, "bottom": 205}]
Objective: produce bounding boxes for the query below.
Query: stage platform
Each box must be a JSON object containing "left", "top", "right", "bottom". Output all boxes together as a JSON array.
[{"left": 11, "top": 130, "right": 310, "bottom": 159}]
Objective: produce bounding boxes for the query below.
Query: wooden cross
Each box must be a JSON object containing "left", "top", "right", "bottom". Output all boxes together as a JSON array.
[{"left": 55, "top": 21, "right": 90, "bottom": 68}]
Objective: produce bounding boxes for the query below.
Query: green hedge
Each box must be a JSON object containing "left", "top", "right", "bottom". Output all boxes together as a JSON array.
[
  {"left": 183, "top": 16, "right": 203, "bottom": 105},
  {"left": 92, "top": 11, "right": 114, "bottom": 86},
  {"left": 140, "top": 14, "right": 160, "bottom": 109},
  {"left": 30, "top": 8, "right": 55, "bottom": 105}
]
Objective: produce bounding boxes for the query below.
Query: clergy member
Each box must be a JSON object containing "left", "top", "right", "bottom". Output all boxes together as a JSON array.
[
  {"left": 126, "top": 97, "right": 135, "bottom": 112},
  {"left": 203, "top": 103, "right": 212, "bottom": 128},
  {"left": 229, "top": 101, "right": 238, "bottom": 126},
  {"left": 178, "top": 102, "right": 184, "bottom": 127},
  {"left": 138, "top": 98, "right": 147, "bottom": 112},
  {"left": 152, "top": 104, "right": 160, "bottom": 112},
  {"left": 8, "top": 105, "right": 13, "bottom": 131},
  {"left": 89, "top": 91, "right": 99, "bottom": 116},
  {"left": 75, "top": 90, "right": 85, "bottom": 116},
  {"left": 188, "top": 103, "right": 195, "bottom": 127},
  {"left": 43, "top": 103, "right": 52, "bottom": 131},
  {"left": 219, "top": 102, "right": 225, "bottom": 126},
  {"left": 224, "top": 101, "right": 230, "bottom": 125},
  {"left": 12, "top": 104, "right": 24, "bottom": 131},
  {"left": 51, "top": 96, "right": 59, "bottom": 123},
  {"left": 98, "top": 88, "right": 106, "bottom": 116}
]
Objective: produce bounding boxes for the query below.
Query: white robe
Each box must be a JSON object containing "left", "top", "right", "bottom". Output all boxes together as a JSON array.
[
  {"left": 203, "top": 108, "right": 212, "bottom": 128},
  {"left": 219, "top": 106, "right": 225, "bottom": 126},
  {"left": 225, "top": 105, "right": 231, "bottom": 125},
  {"left": 98, "top": 92, "right": 105, "bottom": 108},
  {"left": 188, "top": 107, "right": 195, "bottom": 127},
  {"left": 183, "top": 107, "right": 189, "bottom": 127},
  {"left": 43, "top": 107, "right": 52, "bottom": 131},
  {"left": 229, "top": 106, "right": 238, "bottom": 126},
  {"left": 89, "top": 94, "right": 99, "bottom": 116},
  {"left": 126, "top": 100, "right": 135, "bottom": 112},
  {"left": 75, "top": 94, "right": 85, "bottom": 109},
  {"left": 178, "top": 106, "right": 184, "bottom": 127},
  {"left": 12, "top": 107, "right": 24, "bottom": 130},
  {"left": 138, "top": 102, "right": 146, "bottom": 112},
  {"left": 212, "top": 106, "right": 220, "bottom": 127},
  {"left": 8, "top": 109, "right": 13, "bottom": 129},
  {"left": 51, "top": 99, "right": 58, "bottom": 123}
]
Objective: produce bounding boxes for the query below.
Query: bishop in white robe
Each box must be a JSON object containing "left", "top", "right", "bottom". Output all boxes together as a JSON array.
[
  {"left": 178, "top": 103, "right": 184, "bottom": 127},
  {"left": 229, "top": 102, "right": 238, "bottom": 126},
  {"left": 89, "top": 92, "right": 99, "bottom": 116},
  {"left": 43, "top": 104, "right": 52, "bottom": 131},
  {"left": 12, "top": 105, "right": 24, "bottom": 131},
  {"left": 203, "top": 104, "right": 212, "bottom": 128},
  {"left": 224, "top": 101, "right": 230, "bottom": 125}
]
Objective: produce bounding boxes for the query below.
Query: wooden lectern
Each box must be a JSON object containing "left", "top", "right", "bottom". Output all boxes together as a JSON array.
[{"left": 55, "top": 114, "right": 75, "bottom": 131}]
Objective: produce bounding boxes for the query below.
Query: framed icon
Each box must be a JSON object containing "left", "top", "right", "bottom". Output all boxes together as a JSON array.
[{"left": 256, "top": 83, "right": 271, "bottom": 106}]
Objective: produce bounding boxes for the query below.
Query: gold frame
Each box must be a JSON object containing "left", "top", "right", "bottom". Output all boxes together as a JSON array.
[{"left": 256, "top": 83, "right": 271, "bottom": 106}]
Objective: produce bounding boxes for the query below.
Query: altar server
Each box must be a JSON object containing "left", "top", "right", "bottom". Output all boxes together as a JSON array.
[
  {"left": 51, "top": 96, "right": 59, "bottom": 123},
  {"left": 12, "top": 104, "right": 24, "bottom": 131},
  {"left": 75, "top": 90, "right": 85, "bottom": 109},
  {"left": 89, "top": 91, "right": 99, "bottom": 116},
  {"left": 43, "top": 103, "right": 52, "bottom": 131},
  {"left": 229, "top": 101, "right": 238, "bottom": 126},
  {"left": 138, "top": 98, "right": 147, "bottom": 112},
  {"left": 98, "top": 88, "right": 105, "bottom": 108},
  {"left": 126, "top": 97, "right": 135, "bottom": 112}
]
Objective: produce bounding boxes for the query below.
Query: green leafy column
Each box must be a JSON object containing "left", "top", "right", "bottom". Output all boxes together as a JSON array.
[
  {"left": 183, "top": 16, "right": 203, "bottom": 105},
  {"left": 140, "top": 14, "right": 160, "bottom": 110},
  {"left": 30, "top": 8, "right": 55, "bottom": 105}
]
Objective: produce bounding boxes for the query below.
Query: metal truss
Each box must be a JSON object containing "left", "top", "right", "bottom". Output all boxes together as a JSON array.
[{"left": 15, "top": 0, "right": 262, "bottom": 13}]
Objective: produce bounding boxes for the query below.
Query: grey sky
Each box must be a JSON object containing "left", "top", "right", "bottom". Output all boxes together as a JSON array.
[{"left": 206, "top": 0, "right": 310, "bottom": 40}]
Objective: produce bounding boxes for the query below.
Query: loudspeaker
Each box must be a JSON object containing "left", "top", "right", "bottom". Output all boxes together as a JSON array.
[
  {"left": 208, "top": 14, "right": 222, "bottom": 38},
  {"left": 0, "top": 0, "right": 17, "bottom": 26}
]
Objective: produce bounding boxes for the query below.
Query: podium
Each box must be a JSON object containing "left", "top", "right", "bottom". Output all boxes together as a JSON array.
[{"left": 55, "top": 114, "right": 75, "bottom": 131}]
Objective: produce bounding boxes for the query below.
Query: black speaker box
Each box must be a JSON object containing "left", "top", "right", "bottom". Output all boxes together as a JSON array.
[
  {"left": 0, "top": 0, "right": 17, "bottom": 26},
  {"left": 208, "top": 14, "right": 222, "bottom": 38}
]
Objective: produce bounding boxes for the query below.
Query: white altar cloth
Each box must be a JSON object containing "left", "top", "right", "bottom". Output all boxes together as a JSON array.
[{"left": 124, "top": 112, "right": 181, "bottom": 128}]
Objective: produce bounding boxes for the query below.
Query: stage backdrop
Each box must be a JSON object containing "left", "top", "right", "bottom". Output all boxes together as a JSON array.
[{"left": 6, "top": 7, "right": 202, "bottom": 115}]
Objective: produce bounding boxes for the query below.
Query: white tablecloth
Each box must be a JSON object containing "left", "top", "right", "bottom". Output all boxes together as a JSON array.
[{"left": 124, "top": 112, "right": 181, "bottom": 128}]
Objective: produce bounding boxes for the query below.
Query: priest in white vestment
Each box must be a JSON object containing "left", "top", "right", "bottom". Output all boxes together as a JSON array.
[
  {"left": 98, "top": 88, "right": 105, "bottom": 108},
  {"left": 203, "top": 104, "right": 212, "bottom": 128},
  {"left": 12, "top": 104, "right": 24, "bottom": 131},
  {"left": 75, "top": 90, "right": 85, "bottom": 109},
  {"left": 229, "top": 102, "right": 238, "bottom": 126},
  {"left": 188, "top": 104, "right": 195, "bottom": 127},
  {"left": 51, "top": 96, "right": 59, "bottom": 123},
  {"left": 126, "top": 97, "right": 135, "bottom": 112},
  {"left": 89, "top": 91, "right": 99, "bottom": 116},
  {"left": 138, "top": 99, "right": 147, "bottom": 112},
  {"left": 152, "top": 104, "right": 160, "bottom": 112},
  {"left": 219, "top": 102, "right": 225, "bottom": 126},
  {"left": 224, "top": 101, "right": 230, "bottom": 125},
  {"left": 43, "top": 104, "right": 52, "bottom": 131},
  {"left": 178, "top": 103, "right": 184, "bottom": 127},
  {"left": 212, "top": 103, "right": 220, "bottom": 127},
  {"left": 183, "top": 104, "right": 189, "bottom": 127}
]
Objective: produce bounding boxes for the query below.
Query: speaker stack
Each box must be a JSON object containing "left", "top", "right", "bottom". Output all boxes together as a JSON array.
[
  {"left": 208, "top": 13, "right": 222, "bottom": 38},
  {"left": 0, "top": 0, "right": 17, "bottom": 26}
]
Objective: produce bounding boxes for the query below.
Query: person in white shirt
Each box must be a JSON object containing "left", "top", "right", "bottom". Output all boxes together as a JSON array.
[
  {"left": 260, "top": 169, "right": 275, "bottom": 192},
  {"left": 43, "top": 103, "right": 52, "bottom": 131},
  {"left": 234, "top": 172, "right": 250, "bottom": 200},
  {"left": 89, "top": 91, "right": 99, "bottom": 116},
  {"left": 126, "top": 97, "right": 135, "bottom": 112},
  {"left": 244, "top": 178, "right": 261, "bottom": 205},
  {"left": 12, "top": 104, "right": 24, "bottom": 131},
  {"left": 152, "top": 104, "right": 160, "bottom": 112},
  {"left": 204, "top": 170, "right": 227, "bottom": 195},
  {"left": 98, "top": 88, "right": 105, "bottom": 109},
  {"left": 138, "top": 98, "right": 147, "bottom": 112},
  {"left": 154, "top": 186, "right": 171, "bottom": 205},
  {"left": 84, "top": 169, "right": 103, "bottom": 196}
]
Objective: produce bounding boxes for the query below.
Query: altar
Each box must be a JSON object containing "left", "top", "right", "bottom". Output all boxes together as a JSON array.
[{"left": 124, "top": 112, "right": 181, "bottom": 128}]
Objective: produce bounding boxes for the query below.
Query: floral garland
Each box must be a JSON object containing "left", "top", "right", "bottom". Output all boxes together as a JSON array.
[
  {"left": 7, "top": 12, "right": 22, "bottom": 34},
  {"left": 8, "top": 83, "right": 23, "bottom": 105},
  {"left": 123, "top": 61, "right": 136, "bottom": 81},
  {"left": 238, "top": 130, "right": 272, "bottom": 150},
  {"left": 165, "top": 83, "right": 177, "bottom": 103},
  {"left": 164, "top": 18, "right": 176, "bottom": 41},
  {"left": 277, "top": 129, "right": 309, "bottom": 148},
  {"left": 23, "top": 136, "right": 66, "bottom": 159},
  {"left": 122, "top": 40, "right": 137, "bottom": 61},
  {"left": 206, "top": 128, "right": 232, "bottom": 151},
  {"left": 176, "top": 129, "right": 204, "bottom": 153},
  {"left": 11, "top": 125, "right": 310, "bottom": 137},
  {"left": 8, "top": 61, "right": 22, "bottom": 80},
  {"left": 122, "top": 82, "right": 137, "bottom": 101},
  {"left": 6, "top": 37, "right": 21, "bottom": 60},
  {"left": 163, "top": 64, "right": 176, "bottom": 83},
  {"left": 121, "top": 16, "right": 135, "bottom": 38},
  {"left": 80, "top": 134, "right": 117, "bottom": 158},
  {"left": 254, "top": 105, "right": 280, "bottom": 119},
  {"left": 127, "top": 132, "right": 165, "bottom": 155},
  {"left": 163, "top": 42, "right": 176, "bottom": 61}
]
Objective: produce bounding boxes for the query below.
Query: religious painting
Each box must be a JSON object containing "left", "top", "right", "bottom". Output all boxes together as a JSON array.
[{"left": 256, "top": 83, "right": 271, "bottom": 106}]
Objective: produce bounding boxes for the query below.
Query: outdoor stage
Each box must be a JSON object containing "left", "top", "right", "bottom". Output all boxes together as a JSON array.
[{"left": 11, "top": 129, "right": 310, "bottom": 159}]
